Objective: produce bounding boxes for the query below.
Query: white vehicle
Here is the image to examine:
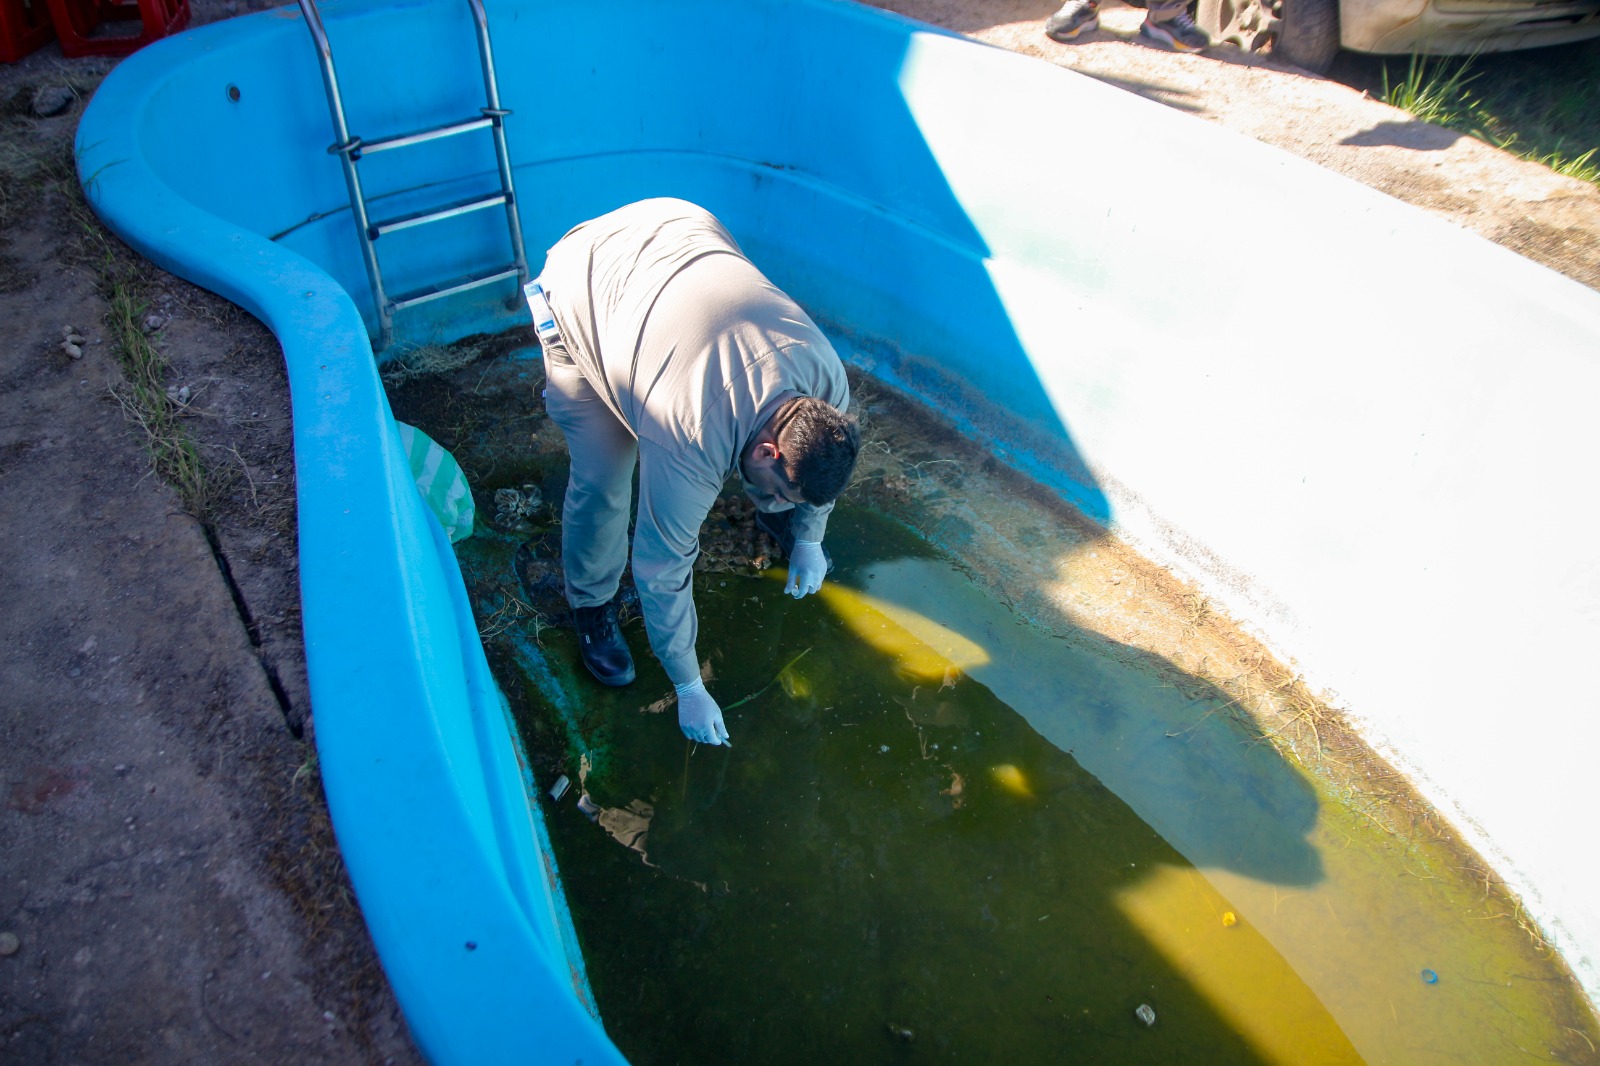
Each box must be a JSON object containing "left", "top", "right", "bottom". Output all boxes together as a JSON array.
[{"left": 1195, "top": 0, "right": 1600, "bottom": 72}]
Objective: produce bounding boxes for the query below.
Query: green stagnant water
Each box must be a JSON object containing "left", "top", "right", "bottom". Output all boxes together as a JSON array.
[{"left": 390, "top": 342, "right": 1600, "bottom": 1065}]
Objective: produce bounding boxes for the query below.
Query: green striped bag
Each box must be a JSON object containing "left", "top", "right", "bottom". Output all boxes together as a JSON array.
[{"left": 396, "top": 421, "right": 475, "bottom": 543}]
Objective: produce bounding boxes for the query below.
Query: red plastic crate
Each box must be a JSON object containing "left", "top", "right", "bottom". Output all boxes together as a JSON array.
[
  {"left": 43, "top": 0, "right": 187, "bottom": 57},
  {"left": 0, "top": 0, "right": 54, "bottom": 63}
]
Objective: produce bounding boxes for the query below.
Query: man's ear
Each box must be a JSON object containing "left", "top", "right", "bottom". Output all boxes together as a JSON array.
[{"left": 754, "top": 441, "right": 781, "bottom": 463}]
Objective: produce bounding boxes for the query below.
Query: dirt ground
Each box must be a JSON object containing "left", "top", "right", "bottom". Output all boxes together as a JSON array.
[{"left": 1, "top": 2, "right": 1596, "bottom": 1063}]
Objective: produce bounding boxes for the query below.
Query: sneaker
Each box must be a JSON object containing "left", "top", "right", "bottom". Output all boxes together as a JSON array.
[
  {"left": 573, "top": 601, "right": 636, "bottom": 687},
  {"left": 752, "top": 509, "right": 834, "bottom": 574},
  {"left": 1044, "top": 0, "right": 1099, "bottom": 41},
  {"left": 1139, "top": 10, "right": 1209, "bottom": 51}
]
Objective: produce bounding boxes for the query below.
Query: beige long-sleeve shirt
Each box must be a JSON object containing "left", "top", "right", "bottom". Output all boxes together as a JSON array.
[{"left": 539, "top": 198, "right": 850, "bottom": 685}]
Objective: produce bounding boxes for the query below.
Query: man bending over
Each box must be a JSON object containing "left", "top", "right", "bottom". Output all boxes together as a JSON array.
[{"left": 527, "top": 198, "right": 860, "bottom": 747}]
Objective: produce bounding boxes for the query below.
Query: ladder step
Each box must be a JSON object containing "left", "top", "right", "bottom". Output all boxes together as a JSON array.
[
  {"left": 389, "top": 265, "right": 521, "bottom": 312},
  {"left": 361, "top": 115, "right": 497, "bottom": 155},
  {"left": 369, "top": 191, "right": 511, "bottom": 239}
]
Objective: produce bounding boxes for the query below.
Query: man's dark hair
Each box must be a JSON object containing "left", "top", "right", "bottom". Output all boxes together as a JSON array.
[{"left": 774, "top": 397, "right": 861, "bottom": 505}]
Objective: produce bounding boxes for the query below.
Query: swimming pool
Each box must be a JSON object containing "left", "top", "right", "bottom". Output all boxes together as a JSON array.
[{"left": 77, "top": 0, "right": 1600, "bottom": 1059}]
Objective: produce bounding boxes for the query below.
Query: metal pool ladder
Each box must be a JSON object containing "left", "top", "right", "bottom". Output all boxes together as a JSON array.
[{"left": 297, "top": 0, "right": 529, "bottom": 350}]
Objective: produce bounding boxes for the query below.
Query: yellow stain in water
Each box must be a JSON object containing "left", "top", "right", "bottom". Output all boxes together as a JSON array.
[
  {"left": 811, "top": 580, "right": 990, "bottom": 683},
  {"left": 989, "top": 763, "right": 1034, "bottom": 798},
  {"left": 1115, "top": 866, "right": 1361, "bottom": 1064}
]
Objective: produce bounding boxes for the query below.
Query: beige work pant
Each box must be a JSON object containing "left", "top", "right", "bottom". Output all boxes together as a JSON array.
[{"left": 541, "top": 338, "right": 637, "bottom": 610}]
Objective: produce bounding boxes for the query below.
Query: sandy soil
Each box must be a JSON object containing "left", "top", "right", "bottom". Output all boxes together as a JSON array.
[{"left": 1, "top": 1, "right": 1595, "bottom": 1062}]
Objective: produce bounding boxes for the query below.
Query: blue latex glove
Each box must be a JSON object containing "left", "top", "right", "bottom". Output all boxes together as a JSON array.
[
  {"left": 786, "top": 539, "right": 827, "bottom": 598},
  {"left": 675, "top": 677, "right": 731, "bottom": 746}
]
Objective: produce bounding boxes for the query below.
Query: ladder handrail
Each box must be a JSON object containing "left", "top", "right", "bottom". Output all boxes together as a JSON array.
[
  {"left": 298, "top": 0, "right": 390, "bottom": 339},
  {"left": 466, "top": 0, "right": 529, "bottom": 292},
  {"left": 297, "top": 0, "right": 529, "bottom": 350}
]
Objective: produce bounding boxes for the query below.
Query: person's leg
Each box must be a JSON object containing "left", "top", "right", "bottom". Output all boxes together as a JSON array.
[
  {"left": 542, "top": 341, "right": 637, "bottom": 609},
  {"left": 1044, "top": 0, "right": 1099, "bottom": 40},
  {"left": 1140, "top": 0, "right": 1209, "bottom": 50},
  {"left": 542, "top": 340, "right": 639, "bottom": 686}
]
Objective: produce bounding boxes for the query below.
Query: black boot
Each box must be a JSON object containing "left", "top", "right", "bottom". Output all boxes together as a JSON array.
[{"left": 573, "top": 601, "right": 636, "bottom": 687}]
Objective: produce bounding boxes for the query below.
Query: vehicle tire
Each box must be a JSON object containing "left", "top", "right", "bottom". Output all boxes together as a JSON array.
[
  {"left": 1273, "top": 0, "right": 1339, "bottom": 72},
  {"left": 1196, "top": 0, "right": 1278, "bottom": 52}
]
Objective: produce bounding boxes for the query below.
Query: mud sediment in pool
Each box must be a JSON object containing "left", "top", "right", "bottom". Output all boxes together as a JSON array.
[{"left": 385, "top": 334, "right": 1600, "bottom": 1065}]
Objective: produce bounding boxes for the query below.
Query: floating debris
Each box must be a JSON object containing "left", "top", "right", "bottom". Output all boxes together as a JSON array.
[
  {"left": 696, "top": 494, "right": 779, "bottom": 573},
  {"left": 886, "top": 1023, "right": 915, "bottom": 1042},
  {"left": 1135, "top": 1003, "right": 1156, "bottom": 1027},
  {"left": 548, "top": 774, "right": 570, "bottom": 802},
  {"left": 866, "top": 472, "right": 915, "bottom": 507},
  {"left": 0, "top": 931, "right": 19, "bottom": 957},
  {"left": 512, "top": 536, "right": 639, "bottom": 628},
  {"left": 576, "top": 793, "right": 601, "bottom": 822},
  {"left": 1421, "top": 968, "right": 1438, "bottom": 984},
  {"left": 941, "top": 770, "right": 965, "bottom": 809},
  {"left": 641, "top": 692, "right": 676, "bottom": 715},
  {"left": 1221, "top": 911, "right": 1238, "bottom": 928},
  {"left": 596, "top": 799, "right": 655, "bottom": 862},
  {"left": 493, "top": 484, "right": 543, "bottom": 530},
  {"left": 512, "top": 537, "right": 566, "bottom": 615}
]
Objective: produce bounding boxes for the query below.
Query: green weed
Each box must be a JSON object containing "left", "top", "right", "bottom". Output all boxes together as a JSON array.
[
  {"left": 104, "top": 277, "right": 216, "bottom": 518},
  {"left": 1377, "top": 49, "right": 1600, "bottom": 189},
  {"left": 47, "top": 139, "right": 219, "bottom": 520},
  {"left": 1534, "top": 145, "right": 1600, "bottom": 184},
  {"left": 1381, "top": 54, "right": 1483, "bottom": 130}
]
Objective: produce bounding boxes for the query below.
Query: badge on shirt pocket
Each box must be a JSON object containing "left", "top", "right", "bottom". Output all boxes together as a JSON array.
[{"left": 523, "top": 280, "right": 563, "bottom": 348}]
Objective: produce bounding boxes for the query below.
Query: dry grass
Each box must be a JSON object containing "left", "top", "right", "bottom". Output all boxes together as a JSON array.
[
  {"left": 30, "top": 134, "right": 223, "bottom": 521},
  {"left": 379, "top": 340, "right": 484, "bottom": 388},
  {"left": 104, "top": 282, "right": 218, "bottom": 518},
  {"left": 260, "top": 741, "right": 391, "bottom": 1059},
  {"left": 0, "top": 131, "right": 49, "bottom": 231},
  {"left": 478, "top": 579, "right": 552, "bottom": 642},
  {"left": 0, "top": 126, "right": 219, "bottom": 521}
]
